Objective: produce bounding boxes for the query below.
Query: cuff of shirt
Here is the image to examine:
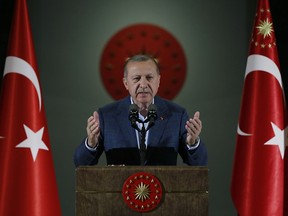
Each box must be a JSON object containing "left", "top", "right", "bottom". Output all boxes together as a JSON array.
[
  {"left": 85, "top": 138, "right": 98, "bottom": 151},
  {"left": 186, "top": 137, "right": 200, "bottom": 150}
]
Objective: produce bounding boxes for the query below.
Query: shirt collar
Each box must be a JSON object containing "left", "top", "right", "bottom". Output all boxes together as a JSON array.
[{"left": 129, "top": 96, "right": 154, "bottom": 105}]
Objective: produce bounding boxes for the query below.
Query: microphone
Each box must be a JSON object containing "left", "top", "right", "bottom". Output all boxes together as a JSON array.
[
  {"left": 147, "top": 104, "right": 157, "bottom": 129},
  {"left": 128, "top": 104, "right": 140, "bottom": 130}
]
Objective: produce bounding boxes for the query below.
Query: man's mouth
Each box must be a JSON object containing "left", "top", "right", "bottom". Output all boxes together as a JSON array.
[
  {"left": 137, "top": 91, "right": 150, "bottom": 95},
  {"left": 137, "top": 92, "right": 150, "bottom": 97}
]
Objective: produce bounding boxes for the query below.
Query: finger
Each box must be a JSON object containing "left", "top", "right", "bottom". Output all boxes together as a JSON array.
[
  {"left": 87, "top": 115, "right": 94, "bottom": 124},
  {"left": 89, "top": 112, "right": 99, "bottom": 134},
  {"left": 194, "top": 111, "right": 200, "bottom": 119},
  {"left": 187, "top": 119, "right": 196, "bottom": 128},
  {"left": 93, "top": 111, "right": 99, "bottom": 123},
  {"left": 92, "top": 111, "right": 100, "bottom": 133},
  {"left": 87, "top": 118, "right": 93, "bottom": 131},
  {"left": 87, "top": 117, "right": 95, "bottom": 134},
  {"left": 90, "top": 123, "right": 100, "bottom": 135},
  {"left": 192, "top": 111, "right": 202, "bottom": 127},
  {"left": 187, "top": 119, "right": 202, "bottom": 135},
  {"left": 88, "top": 112, "right": 99, "bottom": 128},
  {"left": 185, "top": 123, "right": 197, "bottom": 135},
  {"left": 192, "top": 119, "right": 202, "bottom": 129},
  {"left": 187, "top": 118, "right": 201, "bottom": 130}
]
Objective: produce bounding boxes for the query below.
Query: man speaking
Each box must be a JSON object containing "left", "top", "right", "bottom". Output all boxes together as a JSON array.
[{"left": 74, "top": 54, "right": 207, "bottom": 166}]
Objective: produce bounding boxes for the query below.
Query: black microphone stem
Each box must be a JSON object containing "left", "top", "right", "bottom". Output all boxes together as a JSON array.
[
  {"left": 139, "top": 123, "right": 147, "bottom": 165},
  {"left": 140, "top": 124, "right": 147, "bottom": 150},
  {"left": 128, "top": 104, "right": 158, "bottom": 165}
]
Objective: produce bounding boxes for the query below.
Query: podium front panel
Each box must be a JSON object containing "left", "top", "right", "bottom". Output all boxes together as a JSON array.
[{"left": 76, "top": 166, "right": 208, "bottom": 216}]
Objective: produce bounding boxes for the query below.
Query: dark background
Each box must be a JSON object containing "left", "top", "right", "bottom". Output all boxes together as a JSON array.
[{"left": 0, "top": 0, "right": 287, "bottom": 215}]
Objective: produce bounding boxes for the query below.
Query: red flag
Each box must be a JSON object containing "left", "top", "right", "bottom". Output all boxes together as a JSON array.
[
  {"left": 0, "top": 0, "right": 62, "bottom": 215},
  {"left": 231, "top": 0, "right": 287, "bottom": 215}
]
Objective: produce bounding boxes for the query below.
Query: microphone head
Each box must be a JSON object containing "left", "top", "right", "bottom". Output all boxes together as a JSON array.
[
  {"left": 148, "top": 104, "right": 157, "bottom": 122},
  {"left": 148, "top": 104, "right": 157, "bottom": 112},
  {"left": 129, "top": 104, "right": 139, "bottom": 113},
  {"left": 128, "top": 104, "right": 139, "bottom": 129}
]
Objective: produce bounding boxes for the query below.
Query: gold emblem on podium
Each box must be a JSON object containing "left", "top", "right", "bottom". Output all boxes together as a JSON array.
[{"left": 122, "top": 172, "right": 163, "bottom": 212}]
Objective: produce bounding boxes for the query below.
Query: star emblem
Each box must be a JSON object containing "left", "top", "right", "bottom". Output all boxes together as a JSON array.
[
  {"left": 264, "top": 122, "right": 286, "bottom": 159},
  {"left": 256, "top": 18, "right": 273, "bottom": 38},
  {"left": 16, "top": 124, "right": 49, "bottom": 161},
  {"left": 134, "top": 182, "right": 150, "bottom": 202},
  {"left": 122, "top": 172, "right": 163, "bottom": 212}
]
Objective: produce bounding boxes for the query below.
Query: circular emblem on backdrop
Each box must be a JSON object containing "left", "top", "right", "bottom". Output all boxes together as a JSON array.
[
  {"left": 100, "top": 23, "right": 187, "bottom": 100},
  {"left": 122, "top": 172, "right": 163, "bottom": 212}
]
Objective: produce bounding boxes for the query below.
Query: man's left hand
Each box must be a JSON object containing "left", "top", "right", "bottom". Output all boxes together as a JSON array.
[{"left": 185, "top": 111, "right": 202, "bottom": 146}]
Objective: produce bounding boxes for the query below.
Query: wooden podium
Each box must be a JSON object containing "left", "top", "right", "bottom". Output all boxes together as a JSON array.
[{"left": 75, "top": 166, "right": 208, "bottom": 216}]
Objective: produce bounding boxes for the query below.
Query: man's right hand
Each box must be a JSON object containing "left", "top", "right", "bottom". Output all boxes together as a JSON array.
[{"left": 86, "top": 111, "right": 100, "bottom": 148}]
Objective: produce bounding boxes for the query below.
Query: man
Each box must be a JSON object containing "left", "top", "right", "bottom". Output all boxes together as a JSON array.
[{"left": 74, "top": 54, "right": 207, "bottom": 166}]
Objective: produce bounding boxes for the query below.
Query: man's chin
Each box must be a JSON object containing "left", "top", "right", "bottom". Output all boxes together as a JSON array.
[{"left": 135, "top": 95, "right": 152, "bottom": 104}]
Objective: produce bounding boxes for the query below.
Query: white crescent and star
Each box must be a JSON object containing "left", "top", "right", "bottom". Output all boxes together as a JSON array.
[
  {"left": 1, "top": 56, "right": 48, "bottom": 161},
  {"left": 237, "top": 54, "right": 287, "bottom": 159}
]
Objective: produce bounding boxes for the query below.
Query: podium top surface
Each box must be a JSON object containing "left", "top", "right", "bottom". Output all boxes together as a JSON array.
[{"left": 76, "top": 166, "right": 208, "bottom": 192}]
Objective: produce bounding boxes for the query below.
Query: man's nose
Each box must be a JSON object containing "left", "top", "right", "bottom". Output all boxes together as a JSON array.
[{"left": 139, "top": 78, "right": 148, "bottom": 88}]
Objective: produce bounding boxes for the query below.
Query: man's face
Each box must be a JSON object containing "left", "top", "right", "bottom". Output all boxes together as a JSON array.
[{"left": 123, "top": 59, "right": 160, "bottom": 108}]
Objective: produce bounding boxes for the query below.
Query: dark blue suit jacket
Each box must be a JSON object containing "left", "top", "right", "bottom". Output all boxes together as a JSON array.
[{"left": 74, "top": 96, "right": 207, "bottom": 166}]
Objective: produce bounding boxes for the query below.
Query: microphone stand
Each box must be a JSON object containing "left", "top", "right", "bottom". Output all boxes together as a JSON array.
[
  {"left": 139, "top": 122, "right": 147, "bottom": 166},
  {"left": 129, "top": 104, "right": 157, "bottom": 165},
  {"left": 134, "top": 118, "right": 150, "bottom": 165}
]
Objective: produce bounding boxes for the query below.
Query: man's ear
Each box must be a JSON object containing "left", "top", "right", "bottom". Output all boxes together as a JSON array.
[{"left": 123, "top": 78, "right": 128, "bottom": 90}]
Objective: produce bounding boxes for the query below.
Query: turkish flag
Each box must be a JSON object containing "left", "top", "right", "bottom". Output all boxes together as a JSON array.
[
  {"left": 0, "top": 0, "right": 62, "bottom": 215},
  {"left": 231, "top": 0, "right": 287, "bottom": 215}
]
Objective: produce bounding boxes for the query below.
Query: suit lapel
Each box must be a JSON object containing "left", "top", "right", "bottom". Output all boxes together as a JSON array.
[
  {"left": 148, "top": 97, "right": 171, "bottom": 147},
  {"left": 115, "top": 97, "right": 139, "bottom": 148}
]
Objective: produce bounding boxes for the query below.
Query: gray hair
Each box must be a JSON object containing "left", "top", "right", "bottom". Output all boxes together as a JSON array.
[{"left": 123, "top": 54, "right": 160, "bottom": 78}]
